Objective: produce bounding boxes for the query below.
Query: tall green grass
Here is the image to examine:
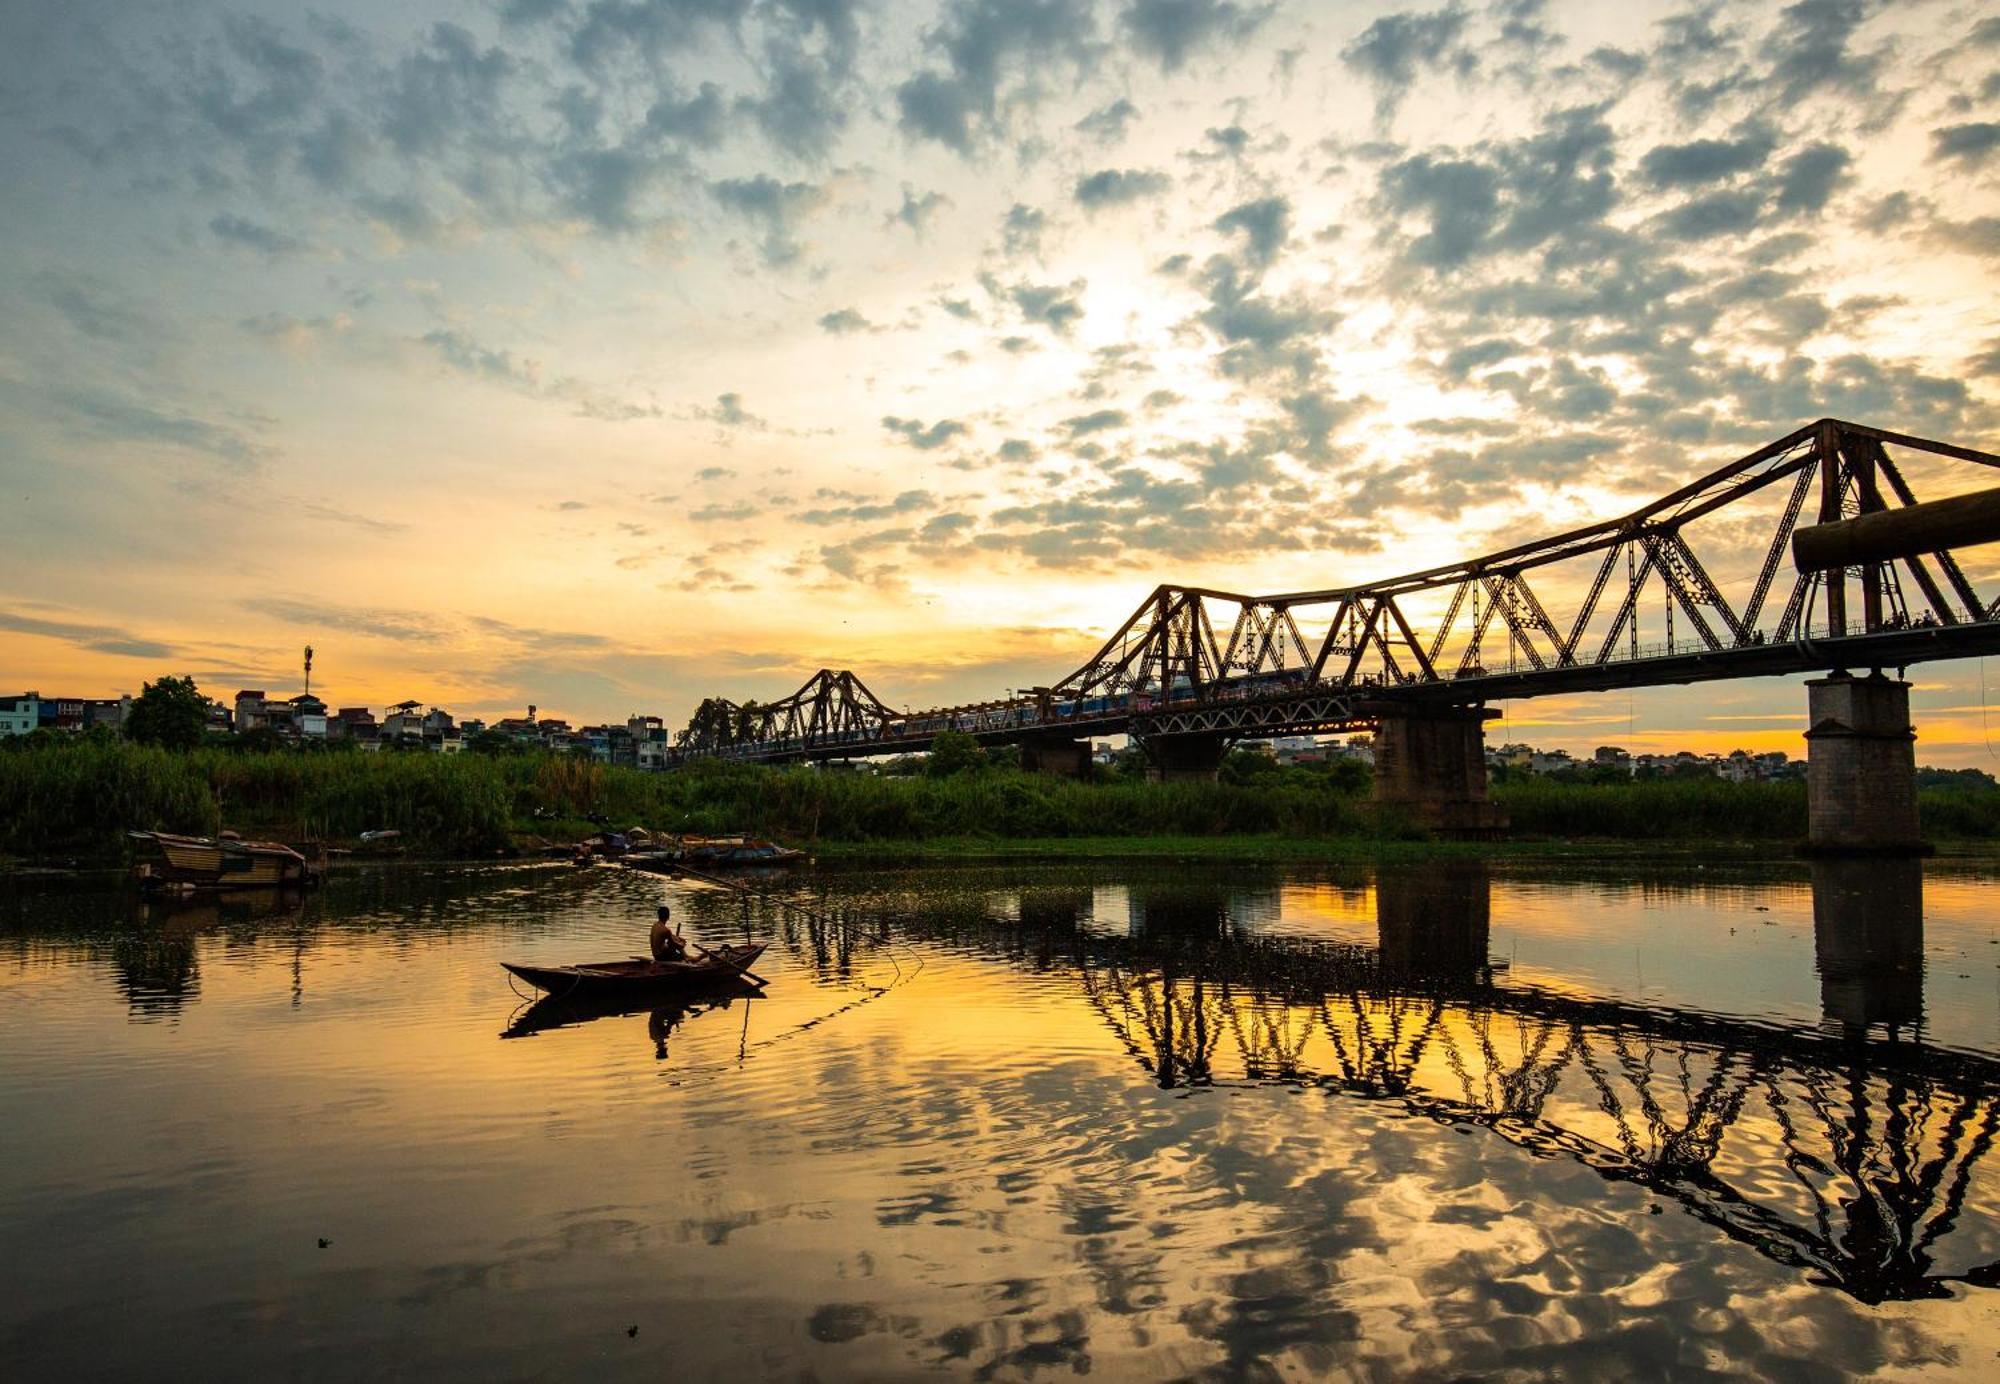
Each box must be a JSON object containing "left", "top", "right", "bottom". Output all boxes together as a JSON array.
[
  {"left": 1, "top": 740, "right": 1996, "bottom": 860},
  {"left": 0, "top": 740, "right": 220, "bottom": 857},
  {"left": 1493, "top": 775, "right": 1810, "bottom": 839}
]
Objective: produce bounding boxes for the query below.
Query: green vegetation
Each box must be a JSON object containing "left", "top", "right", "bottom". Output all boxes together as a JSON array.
[
  {"left": 123, "top": 675, "right": 209, "bottom": 750},
  {"left": 2, "top": 737, "right": 1998, "bottom": 865}
]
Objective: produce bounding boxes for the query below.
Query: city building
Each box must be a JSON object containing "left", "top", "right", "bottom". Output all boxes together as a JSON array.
[
  {"left": 83, "top": 697, "right": 131, "bottom": 730},
  {"left": 233, "top": 690, "right": 268, "bottom": 733},
  {"left": 0, "top": 692, "right": 40, "bottom": 736},
  {"left": 289, "top": 693, "right": 328, "bottom": 738},
  {"left": 382, "top": 700, "right": 425, "bottom": 743}
]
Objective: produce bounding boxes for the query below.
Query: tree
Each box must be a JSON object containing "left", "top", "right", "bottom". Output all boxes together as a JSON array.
[
  {"left": 926, "top": 729, "right": 986, "bottom": 777},
  {"left": 125, "top": 675, "right": 209, "bottom": 749},
  {"left": 236, "top": 726, "right": 284, "bottom": 754}
]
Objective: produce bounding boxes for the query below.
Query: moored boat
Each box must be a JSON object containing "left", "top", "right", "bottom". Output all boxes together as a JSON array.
[
  {"left": 680, "top": 835, "right": 805, "bottom": 865},
  {"left": 502, "top": 942, "right": 767, "bottom": 998},
  {"left": 128, "top": 831, "right": 325, "bottom": 892}
]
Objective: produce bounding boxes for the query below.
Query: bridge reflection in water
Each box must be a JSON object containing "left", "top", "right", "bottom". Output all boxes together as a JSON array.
[{"left": 781, "top": 861, "right": 1997, "bottom": 1305}]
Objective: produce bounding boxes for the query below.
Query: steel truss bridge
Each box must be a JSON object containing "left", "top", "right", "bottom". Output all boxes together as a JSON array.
[
  {"left": 675, "top": 419, "right": 2000, "bottom": 763},
  {"left": 745, "top": 864, "right": 2000, "bottom": 1305}
]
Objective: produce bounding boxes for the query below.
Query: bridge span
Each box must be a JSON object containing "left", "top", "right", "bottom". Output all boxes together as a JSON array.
[{"left": 675, "top": 419, "right": 2000, "bottom": 850}]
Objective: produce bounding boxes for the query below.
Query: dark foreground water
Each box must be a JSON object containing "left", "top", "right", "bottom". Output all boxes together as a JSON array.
[{"left": 4, "top": 855, "right": 2000, "bottom": 1380}]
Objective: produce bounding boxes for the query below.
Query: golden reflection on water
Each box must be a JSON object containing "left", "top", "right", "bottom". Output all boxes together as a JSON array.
[{"left": 3, "top": 857, "right": 2000, "bottom": 1377}]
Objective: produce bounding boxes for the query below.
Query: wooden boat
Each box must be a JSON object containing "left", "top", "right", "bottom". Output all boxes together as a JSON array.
[
  {"left": 128, "top": 831, "right": 325, "bottom": 892},
  {"left": 502, "top": 942, "right": 767, "bottom": 998},
  {"left": 680, "top": 835, "right": 805, "bottom": 866}
]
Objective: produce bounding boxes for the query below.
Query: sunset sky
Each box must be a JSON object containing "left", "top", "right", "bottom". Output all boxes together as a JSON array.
[{"left": 2, "top": 0, "right": 1998, "bottom": 760}]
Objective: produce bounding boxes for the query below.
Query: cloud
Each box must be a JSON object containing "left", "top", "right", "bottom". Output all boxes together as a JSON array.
[
  {"left": 54, "top": 387, "right": 275, "bottom": 472},
  {"left": 238, "top": 312, "right": 353, "bottom": 352},
  {"left": 1375, "top": 105, "right": 1616, "bottom": 270},
  {"left": 1636, "top": 132, "right": 1774, "bottom": 188},
  {"left": 694, "top": 392, "right": 768, "bottom": 429},
  {"left": 690, "top": 501, "right": 760, "bottom": 522},
  {"left": 1379, "top": 155, "right": 1502, "bottom": 268},
  {"left": 293, "top": 499, "right": 408, "bottom": 534},
  {"left": 738, "top": 42, "right": 850, "bottom": 160},
  {"left": 1192, "top": 258, "right": 1338, "bottom": 380},
  {"left": 250, "top": 598, "right": 444, "bottom": 644},
  {"left": 1342, "top": 4, "right": 1474, "bottom": 122},
  {"left": 711, "top": 175, "right": 826, "bottom": 266},
  {"left": 381, "top": 22, "right": 515, "bottom": 158},
  {"left": 1001, "top": 203, "right": 1047, "bottom": 258},
  {"left": 1073, "top": 167, "right": 1172, "bottom": 209},
  {"left": 1770, "top": 142, "right": 1850, "bottom": 216},
  {"left": 1931, "top": 122, "right": 2000, "bottom": 167},
  {"left": 644, "top": 82, "right": 729, "bottom": 147},
  {"left": 799, "top": 488, "right": 937, "bottom": 523},
  {"left": 1213, "top": 195, "right": 1290, "bottom": 267},
  {"left": 888, "top": 186, "right": 951, "bottom": 233},
  {"left": 43, "top": 277, "right": 151, "bottom": 342},
  {"left": 209, "top": 213, "right": 303, "bottom": 254},
  {"left": 1058, "top": 409, "right": 1128, "bottom": 439},
  {"left": 418, "top": 329, "right": 660, "bottom": 420},
  {"left": 552, "top": 144, "right": 670, "bottom": 231},
  {"left": 881, "top": 415, "right": 968, "bottom": 449},
  {"left": 0, "top": 609, "right": 173, "bottom": 660},
  {"left": 565, "top": 0, "right": 751, "bottom": 72},
  {"left": 818, "top": 307, "right": 873, "bottom": 334},
  {"left": 1200, "top": 124, "right": 1250, "bottom": 159},
  {"left": 1759, "top": 0, "right": 1885, "bottom": 108},
  {"left": 894, "top": 0, "right": 1102, "bottom": 153},
  {"left": 1654, "top": 188, "right": 1764, "bottom": 241},
  {"left": 1119, "top": 0, "right": 1272, "bottom": 73},
  {"left": 1006, "top": 279, "right": 1086, "bottom": 334},
  {"left": 1074, "top": 97, "right": 1139, "bottom": 143}
]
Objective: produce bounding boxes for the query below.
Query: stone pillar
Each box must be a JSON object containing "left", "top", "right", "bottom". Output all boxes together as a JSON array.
[
  {"left": 1812, "top": 857, "right": 1923, "bottom": 1038},
  {"left": 1375, "top": 860, "right": 1491, "bottom": 985},
  {"left": 1370, "top": 705, "right": 1505, "bottom": 836},
  {"left": 1804, "top": 673, "right": 1923, "bottom": 854},
  {"left": 1019, "top": 735, "right": 1090, "bottom": 777},
  {"left": 1139, "top": 731, "right": 1228, "bottom": 782}
]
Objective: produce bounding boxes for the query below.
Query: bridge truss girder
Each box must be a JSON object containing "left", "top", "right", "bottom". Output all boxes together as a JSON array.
[{"left": 675, "top": 419, "right": 2000, "bottom": 764}]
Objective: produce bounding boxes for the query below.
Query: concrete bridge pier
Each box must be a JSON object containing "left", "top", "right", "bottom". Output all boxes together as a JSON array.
[
  {"left": 1804, "top": 673, "right": 1924, "bottom": 854},
  {"left": 1138, "top": 731, "right": 1229, "bottom": 782},
  {"left": 1019, "top": 735, "right": 1091, "bottom": 777},
  {"left": 1812, "top": 857, "right": 1923, "bottom": 1038},
  {"left": 1370, "top": 705, "right": 1506, "bottom": 836}
]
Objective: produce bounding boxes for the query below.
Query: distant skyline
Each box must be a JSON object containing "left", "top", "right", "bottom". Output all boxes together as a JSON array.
[{"left": 3, "top": 1, "right": 1999, "bottom": 763}]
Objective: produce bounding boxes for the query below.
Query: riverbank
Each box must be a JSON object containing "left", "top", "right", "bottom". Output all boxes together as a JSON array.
[{"left": 3, "top": 739, "right": 1998, "bottom": 866}]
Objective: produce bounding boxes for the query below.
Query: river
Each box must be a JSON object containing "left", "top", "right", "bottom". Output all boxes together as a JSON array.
[{"left": 4, "top": 855, "right": 1999, "bottom": 1379}]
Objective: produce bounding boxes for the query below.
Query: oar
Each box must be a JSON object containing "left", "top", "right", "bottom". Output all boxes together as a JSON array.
[{"left": 684, "top": 938, "right": 770, "bottom": 988}]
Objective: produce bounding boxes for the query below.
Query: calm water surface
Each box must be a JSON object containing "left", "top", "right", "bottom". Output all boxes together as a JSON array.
[{"left": 4, "top": 855, "right": 2000, "bottom": 1379}]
